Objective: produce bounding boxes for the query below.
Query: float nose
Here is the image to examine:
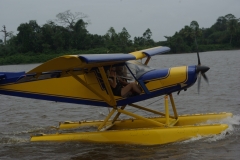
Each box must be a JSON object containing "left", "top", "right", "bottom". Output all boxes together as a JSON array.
[{"left": 196, "top": 65, "right": 210, "bottom": 73}]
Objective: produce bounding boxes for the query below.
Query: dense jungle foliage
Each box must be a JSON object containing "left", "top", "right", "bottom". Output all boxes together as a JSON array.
[{"left": 0, "top": 11, "right": 239, "bottom": 65}]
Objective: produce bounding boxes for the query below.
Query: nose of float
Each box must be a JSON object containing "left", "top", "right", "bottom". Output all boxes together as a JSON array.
[{"left": 196, "top": 65, "right": 210, "bottom": 74}]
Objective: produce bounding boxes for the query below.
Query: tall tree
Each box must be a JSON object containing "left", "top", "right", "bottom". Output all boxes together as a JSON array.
[
  {"left": 214, "top": 16, "right": 227, "bottom": 31},
  {"left": 105, "top": 27, "right": 118, "bottom": 50},
  {"left": 143, "top": 28, "right": 152, "bottom": 40},
  {"left": 180, "top": 25, "right": 194, "bottom": 46},
  {"left": 72, "top": 19, "right": 89, "bottom": 50},
  {"left": 106, "top": 27, "right": 117, "bottom": 41},
  {"left": 55, "top": 10, "right": 89, "bottom": 30},
  {"left": 118, "top": 27, "right": 131, "bottom": 48},
  {"left": 225, "top": 14, "right": 236, "bottom": 21},
  {"left": 142, "top": 28, "right": 153, "bottom": 46},
  {"left": 190, "top": 21, "right": 202, "bottom": 49},
  {"left": 134, "top": 36, "right": 144, "bottom": 46},
  {"left": 16, "top": 20, "right": 42, "bottom": 53},
  {"left": 227, "top": 18, "right": 238, "bottom": 44},
  {"left": 0, "top": 25, "right": 12, "bottom": 45}
]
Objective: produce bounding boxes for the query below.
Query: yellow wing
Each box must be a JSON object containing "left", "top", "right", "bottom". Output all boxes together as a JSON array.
[{"left": 27, "top": 46, "right": 170, "bottom": 74}]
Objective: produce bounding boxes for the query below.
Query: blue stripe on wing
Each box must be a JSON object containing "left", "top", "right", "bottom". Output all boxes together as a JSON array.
[
  {"left": 142, "top": 46, "right": 170, "bottom": 57},
  {"left": 79, "top": 54, "right": 136, "bottom": 63}
]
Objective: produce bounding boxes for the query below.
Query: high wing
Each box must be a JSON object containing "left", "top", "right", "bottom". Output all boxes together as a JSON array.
[{"left": 27, "top": 46, "right": 170, "bottom": 74}]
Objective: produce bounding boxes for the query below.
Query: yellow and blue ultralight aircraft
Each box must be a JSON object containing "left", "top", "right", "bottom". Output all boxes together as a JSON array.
[{"left": 0, "top": 46, "right": 232, "bottom": 145}]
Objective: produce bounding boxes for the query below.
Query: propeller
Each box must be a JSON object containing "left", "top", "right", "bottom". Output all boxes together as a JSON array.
[{"left": 194, "top": 37, "right": 209, "bottom": 94}]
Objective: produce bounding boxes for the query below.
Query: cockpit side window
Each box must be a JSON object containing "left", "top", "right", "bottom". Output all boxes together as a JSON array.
[{"left": 105, "top": 64, "right": 134, "bottom": 82}]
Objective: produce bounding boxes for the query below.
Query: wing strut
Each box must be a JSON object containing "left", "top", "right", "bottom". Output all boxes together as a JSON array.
[
  {"left": 98, "top": 67, "right": 117, "bottom": 106},
  {"left": 144, "top": 57, "right": 151, "bottom": 65},
  {"left": 67, "top": 70, "right": 116, "bottom": 106}
]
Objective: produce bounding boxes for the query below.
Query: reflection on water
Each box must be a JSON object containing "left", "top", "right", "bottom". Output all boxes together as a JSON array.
[{"left": 0, "top": 50, "right": 240, "bottom": 159}]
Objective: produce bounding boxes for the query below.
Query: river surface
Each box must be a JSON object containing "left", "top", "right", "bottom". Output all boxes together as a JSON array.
[{"left": 0, "top": 50, "right": 240, "bottom": 160}]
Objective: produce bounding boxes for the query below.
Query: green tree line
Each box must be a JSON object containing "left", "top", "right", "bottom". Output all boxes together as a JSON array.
[
  {"left": 165, "top": 14, "right": 240, "bottom": 53},
  {"left": 0, "top": 11, "right": 239, "bottom": 65}
]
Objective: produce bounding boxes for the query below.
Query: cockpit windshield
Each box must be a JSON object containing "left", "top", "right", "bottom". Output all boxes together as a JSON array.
[
  {"left": 125, "top": 60, "right": 155, "bottom": 79},
  {"left": 105, "top": 60, "right": 155, "bottom": 81}
]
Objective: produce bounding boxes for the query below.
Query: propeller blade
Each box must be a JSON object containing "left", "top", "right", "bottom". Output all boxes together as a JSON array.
[
  {"left": 197, "top": 72, "right": 201, "bottom": 94},
  {"left": 195, "top": 37, "right": 201, "bottom": 66},
  {"left": 197, "top": 51, "right": 201, "bottom": 66},
  {"left": 194, "top": 36, "right": 209, "bottom": 94},
  {"left": 202, "top": 73, "right": 209, "bottom": 83}
]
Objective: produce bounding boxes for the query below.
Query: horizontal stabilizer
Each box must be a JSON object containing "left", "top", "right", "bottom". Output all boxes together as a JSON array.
[{"left": 0, "top": 72, "right": 25, "bottom": 84}]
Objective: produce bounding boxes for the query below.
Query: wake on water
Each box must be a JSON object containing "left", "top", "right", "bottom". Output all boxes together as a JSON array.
[{"left": 179, "top": 114, "right": 240, "bottom": 144}]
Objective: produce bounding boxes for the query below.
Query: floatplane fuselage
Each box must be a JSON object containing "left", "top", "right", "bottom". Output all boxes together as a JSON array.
[{"left": 0, "top": 46, "right": 232, "bottom": 145}]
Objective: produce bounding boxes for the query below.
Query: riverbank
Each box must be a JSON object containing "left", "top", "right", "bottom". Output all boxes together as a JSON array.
[{"left": 0, "top": 47, "right": 239, "bottom": 65}]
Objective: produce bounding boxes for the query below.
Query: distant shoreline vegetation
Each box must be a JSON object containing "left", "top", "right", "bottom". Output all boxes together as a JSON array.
[{"left": 0, "top": 11, "right": 239, "bottom": 65}]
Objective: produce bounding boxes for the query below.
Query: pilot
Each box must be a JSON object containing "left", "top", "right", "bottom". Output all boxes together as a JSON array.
[
  {"left": 108, "top": 67, "right": 142, "bottom": 97},
  {"left": 116, "top": 66, "right": 127, "bottom": 78}
]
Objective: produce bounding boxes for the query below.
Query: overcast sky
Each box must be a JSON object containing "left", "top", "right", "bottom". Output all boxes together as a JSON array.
[{"left": 1, "top": 0, "right": 240, "bottom": 41}]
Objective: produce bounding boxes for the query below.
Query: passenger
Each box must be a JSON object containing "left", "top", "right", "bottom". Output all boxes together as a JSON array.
[{"left": 108, "top": 67, "right": 142, "bottom": 97}]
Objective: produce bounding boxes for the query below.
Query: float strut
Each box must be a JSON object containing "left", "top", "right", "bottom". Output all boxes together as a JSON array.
[
  {"left": 112, "top": 105, "right": 126, "bottom": 124},
  {"left": 169, "top": 93, "right": 178, "bottom": 119},
  {"left": 117, "top": 108, "right": 165, "bottom": 127},
  {"left": 165, "top": 95, "right": 169, "bottom": 126},
  {"left": 129, "top": 103, "right": 175, "bottom": 119},
  {"left": 98, "top": 108, "right": 116, "bottom": 131}
]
